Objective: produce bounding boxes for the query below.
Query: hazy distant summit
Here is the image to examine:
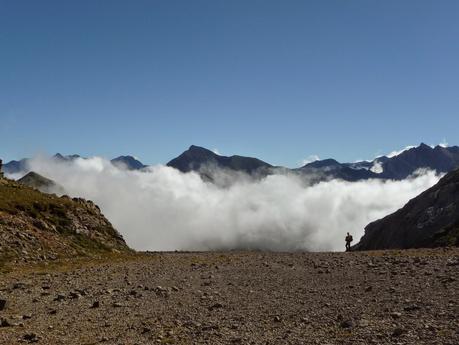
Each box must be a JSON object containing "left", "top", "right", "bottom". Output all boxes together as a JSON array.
[
  {"left": 111, "top": 156, "right": 146, "bottom": 170},
  {"left": 17, "top": 171, "right": 65, "bottom": 194}
]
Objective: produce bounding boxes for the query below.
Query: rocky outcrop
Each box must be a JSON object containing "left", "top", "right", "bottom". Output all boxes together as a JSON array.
[
  {"left": 355, "top": 168, "right": 459, "bottom": 250},
  {"left": 0, "top": 177, "right": 130, "bottom": 265}
]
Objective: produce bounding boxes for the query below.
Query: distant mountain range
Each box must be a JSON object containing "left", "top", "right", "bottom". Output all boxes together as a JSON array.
[
  {"left": 3, "top": 153, "right": 146, "bottom": 174},
  {"left": 3, "top": 143, "right": 459, "bottom": 182},
  {"left": 355, "top": 167, "right": 459, "bottom": 250}
]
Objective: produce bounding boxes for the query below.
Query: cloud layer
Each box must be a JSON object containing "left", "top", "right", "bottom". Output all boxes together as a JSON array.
[{"left": 13, "top": 156, "right": 441, "bottom": 252}]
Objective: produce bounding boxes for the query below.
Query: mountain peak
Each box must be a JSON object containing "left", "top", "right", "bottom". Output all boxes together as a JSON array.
[
  {"left": 418, "top": 143, "right": 432, "bottom": 150},
  {"left": 111, "top": 156, "right": 146, "bottom": 170},
  {"left": 188, "top": 145, "right": 216, "bottom": 154},
  {"left": 167, "top": 145, "right": 271, "bottom": 174},
  {"left": 53, "top": 153, "right": 81, "bottom": 161}
]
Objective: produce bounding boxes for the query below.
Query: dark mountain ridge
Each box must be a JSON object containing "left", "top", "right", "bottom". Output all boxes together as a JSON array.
[{"left": 166, "top": 145, "right": 273, "bottom": 175}]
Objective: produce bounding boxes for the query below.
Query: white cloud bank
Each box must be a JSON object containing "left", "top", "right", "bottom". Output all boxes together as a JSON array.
[{"left": 13, "top": 156, "right": 441, "bottom": 252}]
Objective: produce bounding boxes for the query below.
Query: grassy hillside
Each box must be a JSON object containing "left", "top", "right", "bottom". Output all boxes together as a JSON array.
[{"left": 0, "top": 177, "right": 131, "bottom": 268}]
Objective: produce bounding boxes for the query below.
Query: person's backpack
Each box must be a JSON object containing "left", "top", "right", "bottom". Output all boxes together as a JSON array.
[{"left": 349, "top": 235, "right": 353, "bottom": 242}]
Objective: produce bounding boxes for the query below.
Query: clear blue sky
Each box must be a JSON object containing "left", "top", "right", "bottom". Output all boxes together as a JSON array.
[{"left": 1, "top": 0, "right": 458, "bottom": 166}]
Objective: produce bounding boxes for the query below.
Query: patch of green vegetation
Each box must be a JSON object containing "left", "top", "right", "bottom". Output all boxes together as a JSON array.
[
  {"left": 0, "top": 179, "right": 72, "bottom": 220},
  {"left": 71, "top": 233, "right": 112, "bottom": 254}
]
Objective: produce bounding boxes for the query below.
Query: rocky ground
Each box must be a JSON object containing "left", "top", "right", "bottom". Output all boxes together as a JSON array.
[{"left": 0, "top": 248, "right": 458, "bottom": 345}]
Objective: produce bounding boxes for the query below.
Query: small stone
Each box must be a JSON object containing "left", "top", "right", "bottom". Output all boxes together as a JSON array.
[
  {"left": 0, "top": 318, "right": 13, "bottom": 327},
  {"left": 22, "top": 314, "right": 32, "bottom": 320},
  {"left": 392, "top": 328, "right": 404, "bottom": 337},
  {"left": 359, "top": 319, "right": 370, "bottom": 327},
  {"left": 0, "top": 299, "right": 7, "bottom": 311},
  {"left": 54, "top": 294, "right": 66, "bottom": 302},
  {"left": 69, "top": 291, "right": 81, "bottom": 299},
  {"left": 23, "top": 332, "right": 38, "bottom": 343},
  {"left": 113, "top": 302, "right": 123, "bottom": 308},
  {"left": 273, "top": 316, "right": 281, "bottom": 323},
  {"left": 208, "top": 303, "right": 223, "bottom": 311},
  {"left": 141, "top": 327, "right": 151, "bottom": 334},
  {"left": 340, "top": 320, "right": 353, "bottom": 328},
  {"left": 90, "top": 301, "right": 100, "bottom": 308},
  {"left": 390, "top": 312, "right": 402, "bottom": 319}
]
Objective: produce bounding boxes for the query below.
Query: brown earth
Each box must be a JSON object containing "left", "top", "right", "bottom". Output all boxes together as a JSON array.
[{"left": 0, "top": 248, "right": 458, "bottom": 345}]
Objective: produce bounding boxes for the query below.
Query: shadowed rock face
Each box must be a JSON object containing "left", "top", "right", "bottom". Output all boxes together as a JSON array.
[
  {"left": 167, "top": 145, "right": 273, "bottom": 175},
  {"left": 355, "top": 168, "right": 459, "bottom": 250}
]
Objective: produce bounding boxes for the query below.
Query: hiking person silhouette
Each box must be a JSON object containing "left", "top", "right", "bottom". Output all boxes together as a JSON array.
[{"left": 345, "top": 232, "right": 353, "bottom": 252}]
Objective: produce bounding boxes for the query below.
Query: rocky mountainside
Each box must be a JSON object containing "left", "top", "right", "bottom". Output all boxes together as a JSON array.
[
  {"left": 0, "top": 177, "right": 130, "bottom": 265},
  {"left": 167, "top": 145, "right": 273, "bottom": 175},
  {"left": 355, "top": 168, "right": 459, "bottom": 250}
]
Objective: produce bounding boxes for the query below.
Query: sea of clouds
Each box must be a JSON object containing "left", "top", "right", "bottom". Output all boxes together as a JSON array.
[{"left": 8, "top": 156, "right": 441, "bottom": 252}]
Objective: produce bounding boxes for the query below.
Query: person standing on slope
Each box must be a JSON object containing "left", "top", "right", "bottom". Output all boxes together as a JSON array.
[{"left": 345, "top": 232, "right": 353, "bottom": 252}]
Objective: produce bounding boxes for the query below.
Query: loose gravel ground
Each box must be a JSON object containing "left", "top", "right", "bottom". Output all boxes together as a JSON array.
[{"left": 0, "top": 248, "right": 458, "bottom": 344}]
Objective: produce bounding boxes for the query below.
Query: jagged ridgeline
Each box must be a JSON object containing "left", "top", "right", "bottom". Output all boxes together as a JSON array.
[{"left": 0, "top": 177, "right": 130, "bottom": 265}]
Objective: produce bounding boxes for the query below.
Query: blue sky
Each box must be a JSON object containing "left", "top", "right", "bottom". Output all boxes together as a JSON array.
[{"left": 1, "top": 0, "right": 458, "bottom": 167}]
